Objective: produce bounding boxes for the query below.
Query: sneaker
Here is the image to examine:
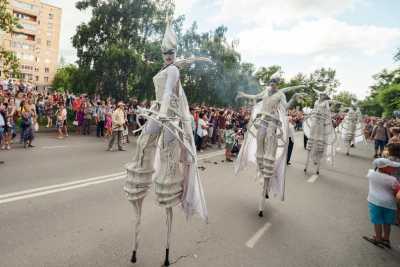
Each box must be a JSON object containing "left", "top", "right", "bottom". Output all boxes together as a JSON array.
[{"left": 6, "top": 145, "right": 10, "bottom": 150}]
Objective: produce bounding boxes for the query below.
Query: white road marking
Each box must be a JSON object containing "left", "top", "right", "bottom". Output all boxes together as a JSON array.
[
  {"left": 246, "top": 222, "right": 272, "bottom": 248},
  {"left": 0, "top": 151, "right": 223, "bottom": 205},
  {"left": 307, "top": 174, "right": 319, "bottom": 183},
  {"left": 0, "top": 175, "right": 125, "bottom": 205},
  {"left": 0, "top": 172, "right": 125, "bottom": 200}
]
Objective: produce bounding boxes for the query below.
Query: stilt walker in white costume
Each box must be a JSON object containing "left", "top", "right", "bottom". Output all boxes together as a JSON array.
[
  {"left": 235, "top": 78, "right": 305, "bottom": 217},
  {"left": 339, "top": 107, "right": 364, "bottom": 156},
  {"left": 303, "top": 92, "right": 337, "bottom": 175},
  {"left": 124, "top": 22, "right": 208, "bottom": 266}
]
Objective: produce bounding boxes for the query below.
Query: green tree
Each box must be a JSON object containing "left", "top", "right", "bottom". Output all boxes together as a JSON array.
[
  {"left": 358, "top": 96, "right": 383, "bottom": 117},
  {"left": 52, "top": 65, "right": 76, "bottom": 92},
  {"left": 371, "top": 68, "right": 400, "bottom": 95},
  {"left": 378, "top": 84, "right": 400, "bottom": 117},
  {"left": 333, "top": 90, "right": 357, "bottom": 107},
  {"left": 306, "top": 68, "right": 340, "bottom": 96},
  {"left": 0, "top": 0, "right": 20, "bottom": 78},
  {"left": 255, "top": 65, "right": 283, "bottom": 85},
  {"left": 52, "top": 64, "right": 96, "bottom": 95},
  {"left": 361, "top": 65, "right": 400, "bottom": 117},
  {"left": 73, "top": 0, "right": 174, "bottom": 100}
]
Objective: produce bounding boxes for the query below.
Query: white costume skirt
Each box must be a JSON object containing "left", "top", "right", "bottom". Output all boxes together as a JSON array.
[
  {"left": 124, "top": 121, "right": 183, "bottom": 208},
  {"left": 306, "top": 139, "right": 325, "bottom": 164},
  {"left": 256, "top": 120, "right": 278, "bottom": 180}
]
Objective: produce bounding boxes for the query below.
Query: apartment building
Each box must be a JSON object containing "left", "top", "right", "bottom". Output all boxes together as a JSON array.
[{"left": 0, "top": 0, "right": 61, "bottom": 86}]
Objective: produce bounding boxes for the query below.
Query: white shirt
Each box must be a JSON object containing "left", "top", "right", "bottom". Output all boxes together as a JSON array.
[
  {"left": 61, "top": 108, "right": 67, "bottom": 121},
  {"left": 197, "top": 118, "right": 206, "bottom": 137},
  {"left": 367, "top": 169, "right": 398, "bottom": 210}
]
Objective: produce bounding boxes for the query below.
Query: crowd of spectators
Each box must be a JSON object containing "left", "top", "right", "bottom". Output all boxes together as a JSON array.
[
  {"left": 190, "top": 105, "right": 250, "bottom": 160},
  {"left": 362, "top": 116, "right": 400, "bottom": 158},
  {"left": 1, "top": 82, "right": 400, "bottom": 162},
  {"left": 0, "top": 83, "right": 252, "bottom": 159}
]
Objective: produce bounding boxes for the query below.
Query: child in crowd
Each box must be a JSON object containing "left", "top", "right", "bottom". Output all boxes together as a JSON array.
[
  {"left": 363, "top": 158, "right": 400, "bottom": 249},
  {"left": 224, "top": 123, "right": 235, "bottom": 162},
  {"left": 105, "top": 107, "right": 113, "bottom": 137},
  {"left": 56, "top": 108, "right": 64, "bottom": 139}
]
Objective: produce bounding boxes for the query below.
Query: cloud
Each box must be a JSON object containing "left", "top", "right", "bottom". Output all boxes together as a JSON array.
[
  {"left": 237, "top": 18, "right": 400, "bottom": 57},
  {"left": 175, "top": 0, "right": 197, "bottom": 16},
  {"left": 214, "top": 0, "right": 363, "bottom": 26}
]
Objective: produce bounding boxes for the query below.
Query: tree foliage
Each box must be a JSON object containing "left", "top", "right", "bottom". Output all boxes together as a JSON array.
[
  {"left": 72, "top": 0, "right": 174, "bottom": 100},
  {"left": 52, "top": 64, "right": 96, "bottom": 94},
  {"left": 359, "top": 67, "right": 400, "bottom": 117},
  {"left": 0, "top": 0, "right": 20, "bottom": 78},
  {"left": 333, "top": 90, "right": 357, "bottom": 107},
  {"left": 378, "top": 84, "right": 400, "bottom": 117},
  {"left": 66, "top": 1, "right": 342, "bottom": 107}
]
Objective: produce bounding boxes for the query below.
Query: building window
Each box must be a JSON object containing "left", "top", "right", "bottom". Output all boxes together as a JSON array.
[
  {"left": 45, "top": 67, "right": 49, "bottom": 73},
  {"left": 12, "top": 1, "right": 37, "bottom": 11},
  {"left": 26, "top": 34, "right": 35, "bottom": 41},
  {"left": 35, "top": 76, "right": 39, "bottom": 81},
  {"left": 44, "top": 77, "right": 49, "bottom": 82},
  {"left": 46, "top": 40, "right": 51, "bottom": 46},
  {"left": 14, "top": 12, "right": 37, "bottom": 22},
  {"left": 34, "top": 67, "right": 39, "bottom": 72},
  {"left": 48, "top": 13, "right": 54, "bottom": 20}
]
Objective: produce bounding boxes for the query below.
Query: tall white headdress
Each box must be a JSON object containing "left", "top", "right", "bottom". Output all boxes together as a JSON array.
[{"left": 161, "top": 22, "right": 177, "bottom": 54}]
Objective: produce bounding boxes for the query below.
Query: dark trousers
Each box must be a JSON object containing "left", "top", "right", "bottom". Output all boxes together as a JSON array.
[
  {"left": 96, "top": 120, "right": 105, "bottom": 137},
  {"left": 108, "top": 130, "right": 122, "bottom": 150},
  {"left": 196, "top": 135, "right": 203, "bottom": 150},
  {"left": 303, "top": 134, "right": 308, "bottom": 149},
  {"left": 287, "top": 137, "right": 294, "bottom": 163},
  {"left": 83, "top": 119, "right": 91, "bottom": 135}
]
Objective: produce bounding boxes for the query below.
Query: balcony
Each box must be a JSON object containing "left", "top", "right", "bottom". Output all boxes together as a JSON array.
[
  {"left": 20, "top": 22, "right": 37, "bottom": 33},
  {"left": 11, "top": 0, "right": 39, "bottom": 16},
  {"left": 14, "top": 11, "right": 37, "bottom": 22}
]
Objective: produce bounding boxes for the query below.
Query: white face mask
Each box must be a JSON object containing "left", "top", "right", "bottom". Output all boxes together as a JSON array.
[{"left": 163, "top": 53, "right": 176, "bottom": 65}]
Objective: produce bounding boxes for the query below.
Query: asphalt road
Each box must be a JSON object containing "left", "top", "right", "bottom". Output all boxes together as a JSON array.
[{"left": 0, "top": 133, "right": 399, "bottom": 267}]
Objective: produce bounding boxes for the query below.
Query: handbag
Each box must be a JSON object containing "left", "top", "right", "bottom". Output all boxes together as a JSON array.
[
  {"left": 34, "top": 122, "right": 39, "bottom": 132},
  {"left": 72, "top": 120, "right": 79, "bottom": 126}
]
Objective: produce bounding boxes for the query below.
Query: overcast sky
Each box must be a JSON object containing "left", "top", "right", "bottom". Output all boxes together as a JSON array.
[{"left": 44, "top": 0, "right": 400, "bottom": 98}]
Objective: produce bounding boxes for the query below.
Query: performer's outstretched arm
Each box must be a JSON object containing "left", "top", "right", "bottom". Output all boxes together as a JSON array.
[
  {"left": 237, "top": 90, "right": 266, "bottom": 101},
  {"left": 281, "top": 85, "right": 306, "bottom": 109}
]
